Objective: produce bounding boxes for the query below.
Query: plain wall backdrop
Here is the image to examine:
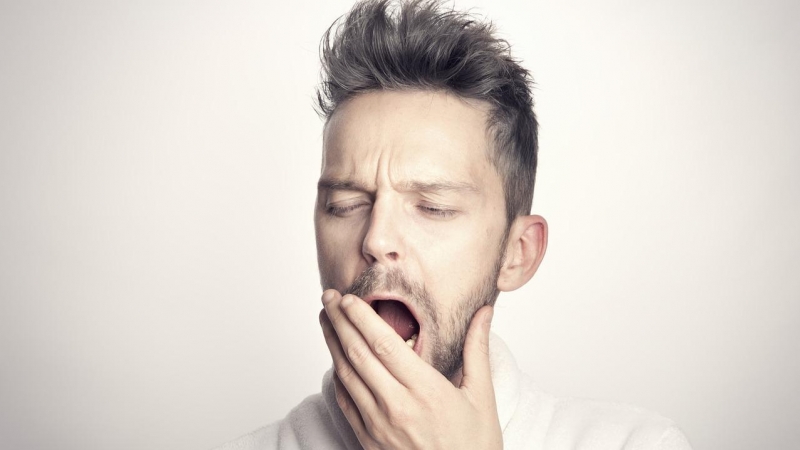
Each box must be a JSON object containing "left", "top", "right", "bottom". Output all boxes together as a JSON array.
[{"left": 1, "top": 0, "right": 798, "bottom": 449}]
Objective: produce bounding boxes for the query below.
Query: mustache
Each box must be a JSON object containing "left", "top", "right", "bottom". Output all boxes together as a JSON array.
[
  {"left": 343, "top": 265, "right": 438, "bottom": 329},
  {"left": 343, "top": 265, "right": 425, "bottom": 301}
]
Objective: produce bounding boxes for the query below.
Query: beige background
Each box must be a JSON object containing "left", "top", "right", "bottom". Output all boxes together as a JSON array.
[{"left": 1, "top": 0, "right": 798, "bottom": 449}]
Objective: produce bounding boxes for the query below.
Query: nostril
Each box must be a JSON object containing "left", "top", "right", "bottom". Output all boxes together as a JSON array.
[
  {"left": 361, "top": 217, "right": 401, "bottom": 264},
  {"left": 362, "top": 251, "right": 377, "bottom": 265}
]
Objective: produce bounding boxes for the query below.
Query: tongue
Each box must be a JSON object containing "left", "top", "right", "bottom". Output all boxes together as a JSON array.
[{"left": 373, "top": 300, "right": 418, "bottom": 341}]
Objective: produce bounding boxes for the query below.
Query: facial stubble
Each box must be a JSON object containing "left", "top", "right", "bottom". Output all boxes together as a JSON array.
[{"left": 339, "top": 248, "right": 505, "bottom": 380}]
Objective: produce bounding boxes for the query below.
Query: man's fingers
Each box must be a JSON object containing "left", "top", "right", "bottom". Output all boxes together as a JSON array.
[
  {"left": 323, "top": 291, "right": 407, "bottom": 403},
  {"left": 339, "top": 293, "right": 431, "bottom": 388},
  {"left": 459, "top": 305, "right": 496, "bottom": 401},
  {"left": 319, "top": 308, "right": 377, "bottom": 413},
  {"left": 332, "top": 373, "right": 378, "bottom": 449}
]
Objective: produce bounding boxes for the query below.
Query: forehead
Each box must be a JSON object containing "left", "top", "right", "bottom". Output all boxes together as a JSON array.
[{"left": 321, "top": 90, "right": 495, "bottom": 187}]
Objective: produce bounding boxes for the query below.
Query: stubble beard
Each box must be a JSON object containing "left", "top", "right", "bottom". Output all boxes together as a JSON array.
[{"left": 337, "top": 254, "right": 504, "bottom": 380}]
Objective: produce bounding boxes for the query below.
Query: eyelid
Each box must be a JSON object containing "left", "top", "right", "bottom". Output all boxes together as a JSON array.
[
  {"left": 325, "top": 193, "right": 371, "bottom": 207},
  {"left": 325, "top": 200, "right": 369, "bottom": 210},
  {"left": 326, "top": 189, "right": 369, "bottom": 201},
  {"left": 324, "top": 197, "right": 372, "bottom": 217},
  {"left": 417, "top": 202, "right": 458, "bottom": 218}
]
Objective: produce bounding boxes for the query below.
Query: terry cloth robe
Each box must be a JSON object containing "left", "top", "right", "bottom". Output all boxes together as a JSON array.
[{"left": 214, "top": 334, "right": 692, "bottom": 450}]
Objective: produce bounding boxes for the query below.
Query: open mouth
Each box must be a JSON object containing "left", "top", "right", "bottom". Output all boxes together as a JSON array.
[{"left": 371, "top": 300, "right": 420, "bottom": 350}]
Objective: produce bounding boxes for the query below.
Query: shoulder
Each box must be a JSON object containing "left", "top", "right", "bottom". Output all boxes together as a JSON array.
[
  {"left": 491, "top": 335, "right": 692, "bottom": 449},
  {"left": 211, "top": 393, "right": 331, "bottom": 450},
  {"left": 544, "top": 394, "right": 692, "bottom": 449},
  {"left": 212, "top": 422, "right": 279, "bottom": 450}
]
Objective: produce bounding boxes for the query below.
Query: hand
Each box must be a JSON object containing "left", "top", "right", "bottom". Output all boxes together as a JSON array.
[{"left": 319, "top": 289, "right": 503, "bottom": 450}]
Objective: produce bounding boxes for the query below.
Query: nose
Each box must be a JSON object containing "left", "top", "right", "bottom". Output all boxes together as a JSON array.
[{"left": 361, "top": 197, "right": 403, "bottom": 265}]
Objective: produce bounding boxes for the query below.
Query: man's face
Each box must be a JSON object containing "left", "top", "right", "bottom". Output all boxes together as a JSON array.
[{"left": 314, "top": 90, "right": 509, "bottom": 380}]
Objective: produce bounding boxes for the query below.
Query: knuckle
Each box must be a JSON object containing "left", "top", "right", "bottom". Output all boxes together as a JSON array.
[
  {"left": 372, "top": 334, "right": 398, "bottom": 357},
  {"left": 345, "top": 342, "right": 372, "bottom": 366},
  {"left": 369, "top": 422, "right": 389, "bottom": 444},
  {"left": 348, "top": 307, "right": 366, "bottom": 327},
  {"left": 334, "top": 360, "right": 355, "bottom": 381},
  {"left": 386, "top": 403, "right": 411, "bottom": 428},
  {"left": 415, "top": 385, "right": 437, "bottom": 405}
]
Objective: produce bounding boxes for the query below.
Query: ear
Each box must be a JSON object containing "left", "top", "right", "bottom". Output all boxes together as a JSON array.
[{"left": 497, "top": 215, "right": 548, "bottom": 292}]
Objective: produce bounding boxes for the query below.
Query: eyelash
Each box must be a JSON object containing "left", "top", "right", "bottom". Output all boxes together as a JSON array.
[
  {"left": 325, "top": 203, "right": 457, "bottom": 219},
  {"left": 325, "top": 204, "right": 366, "bottom": 217},
  {"left": 417, "top": 205, "right": 457, "bottom": 218}
]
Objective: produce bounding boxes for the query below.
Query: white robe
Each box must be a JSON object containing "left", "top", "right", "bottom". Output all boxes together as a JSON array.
[{"left": 215, "top": 335, "right": 692, "bottom": 450}]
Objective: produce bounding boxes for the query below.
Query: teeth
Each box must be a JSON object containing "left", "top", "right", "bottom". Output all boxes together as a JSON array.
[{"left": 405, "top": 333, "right": 418, "bottom": 348}]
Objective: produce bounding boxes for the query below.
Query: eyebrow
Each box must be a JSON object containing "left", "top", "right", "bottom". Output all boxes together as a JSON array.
[
  {"left": 317, "top": 178, "right": 371, "bottom": 192},
  {"left": 317, "top": 178, "right": 479, "bottom": 194}
]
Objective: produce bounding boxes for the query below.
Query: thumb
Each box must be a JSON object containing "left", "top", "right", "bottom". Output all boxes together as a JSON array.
[{"left": 459, "top": 305, "right": 495, "bottom": 398}]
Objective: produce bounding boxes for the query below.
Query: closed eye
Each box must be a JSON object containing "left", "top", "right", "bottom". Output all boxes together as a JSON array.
[
  {"left": 326, "top": 203, "right": 370, "bottom": 217},
  {"left": 417, "top": 204, "right": 457, "bottom": 218}
]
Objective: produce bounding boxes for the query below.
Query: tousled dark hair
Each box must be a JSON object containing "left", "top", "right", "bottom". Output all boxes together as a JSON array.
[{"left": 317, "top": 0, "right": 538, "bottom": 225}]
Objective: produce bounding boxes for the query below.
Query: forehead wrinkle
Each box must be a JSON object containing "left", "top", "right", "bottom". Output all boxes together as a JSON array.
[
  {"left": 378, "top": 143, "right": 392, "bottom": 193},
  {"left": 322, "top": 91, "right": 496, "bottom": 198},
  {"left": 399, "top": 179, "right": 480, "bottom": 194}
]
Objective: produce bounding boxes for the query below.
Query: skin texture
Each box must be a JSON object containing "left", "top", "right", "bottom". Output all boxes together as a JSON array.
[{"left": 314, "top": 90, "right": 548, "bottom": 449}]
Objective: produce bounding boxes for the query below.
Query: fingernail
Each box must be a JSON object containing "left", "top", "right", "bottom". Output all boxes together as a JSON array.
[
  {"left": 341, "top": 294, "right": 354, "bottom": 307},
  {"left": 322, "top": 290, "right": 336, "bottom": 304}
]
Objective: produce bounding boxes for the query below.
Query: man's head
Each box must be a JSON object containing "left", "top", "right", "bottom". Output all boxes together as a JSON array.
[
  {"left": 314, "top": 0, "right": 547, "bottom": 381},
  {"left": 317, "top": 0, "right": 538, "bottom": 227}
]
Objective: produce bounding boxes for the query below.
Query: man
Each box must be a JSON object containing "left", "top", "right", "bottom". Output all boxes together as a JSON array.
[{"left": 218, "top": 0, "right": 692, "bottom": 448}]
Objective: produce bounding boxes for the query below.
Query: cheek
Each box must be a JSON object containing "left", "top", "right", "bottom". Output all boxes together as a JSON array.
[
  {"left": 417, "top": 222, "right": 504, "bottom": 304},
  {"left": 417, "top": 232, "right": 486, "bottom": 290},
  {"left": 315, "top": 220, "right": 368, "bottom": 290}
]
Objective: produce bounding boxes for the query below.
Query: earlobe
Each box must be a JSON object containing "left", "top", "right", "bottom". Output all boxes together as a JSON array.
[{"left": 497, "top": 215, "right": 548, "bottom": 292}]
